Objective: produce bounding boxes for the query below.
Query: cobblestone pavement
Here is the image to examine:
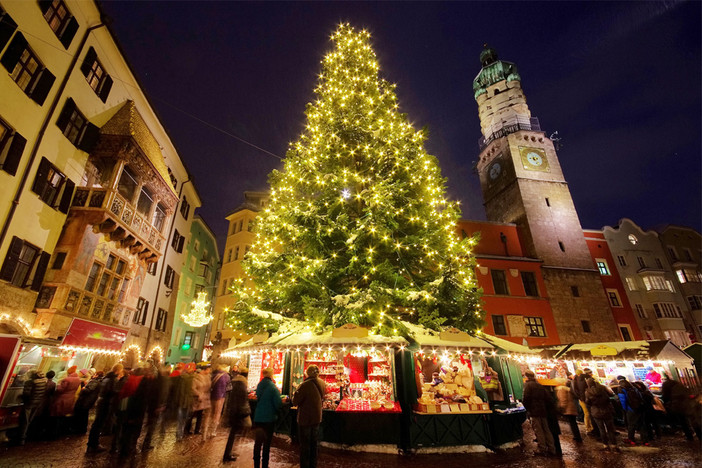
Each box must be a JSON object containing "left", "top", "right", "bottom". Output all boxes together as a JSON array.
[{"left": 0, "top": 420, "right": 699, "bottom": 468}]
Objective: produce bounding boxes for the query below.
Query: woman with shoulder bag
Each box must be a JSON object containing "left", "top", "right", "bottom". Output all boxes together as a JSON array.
[{"left": 223, "top": 367, "right": 251, "bottom": 462}]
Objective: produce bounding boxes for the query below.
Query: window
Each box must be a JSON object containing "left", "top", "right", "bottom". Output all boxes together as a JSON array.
[
  {"left": 85, "top": 262, "right": 101, "bottom": 292},
  {"left": 625, "top": 277, "right": 637, "bottom": 291},
  {"left": 189, "top": 256, "right": 196, "bottom": 272},
  {"left": 666, "top": 280, "right": 675, "bottom": 293},
  {"left": 134, "top": 297, "right": 148, "bottom": 325},
  {"left": 525, "top": 317, "right": 546, "bottom": 337},
  {"left": 1, "top": 34, "right": 55, "bottom": 105},
  {"left": 571, "top": 286, "right": 580, "bottom": 297},
  {"left": 147, "top": 261, "right": 157, "bottom": 276},
  {"left": 117, "top": 279, "right": 129, "bottom": 303},
  {"left": 183, "top": 331, "right": 194, "bottom": 347},
  {"left": 32, "top": 157, "right": 71, "bottom": 209},
  {"left": 185, "top": 277, "right": 193, "bottom": 296},
  {"left": 245, "top": 245, "right": 251, "bottom": 255},
  {"left": 676, "top": 269, "right": 702, "bottom": 283},
  {"left": 39, "top": 0, "right": 78, "bottom": 48},
  {"left": 653, "top": 302, "right": 682, "bottom": 319},
  {"left": 164, "top": 265, "right": 174, "bottom": 288},
  {"left": 226, "top": 249, "right": 232, "bottom": 263},
  {"left": 51, "top": 252, "right": 66, "bottom": 270},
  {"left": 0, "top": 116, "right": 27, "bottom": 176},
  {"left": 155, "top": 308, "right": 168, "bottom": 332},
  {"left": 643, "top": 275, "right": 668, "bottom": 291},
  {"left": 234, "top": 246, "right": 240, "bottom": 260},
  {"left": 628, "top": 234, "right": 638, "bottom": 245},
  {"left": 655, "top": 258, "right": 663, "bottom": 269},
  {"left": 172, "top": 230, "right": 185, "bottom": 253},
  {"left": 581, "top": 320, "right": 591, "bottom": 333},
  {"left": 634, "top": 304, "right": 647, "bottom": 319},
  {"left": 180, "top": 196, "right": 190, "bottom": 220},
  {"left": 667, "top": 246, "right": 678, "bottom": 261},
  {"left": 152, "top": 203, "right": 166, "bottom": 232},
  {"left": 167, "top": 167, "right": 177, "bottom": 190},
  {"left": 96, "top": 272, "right": 110, "bottom": 296},
  {"left": 545, "top": 197, "right": 550, "bottom": 207},
  {"left": 247, "top": 220, "right": 253, "bottom": 232},
  {"left": 595, "top": 259, "right": 610, "bottom": 275},
  {"left": 619, "top": 326, "right": 632, "bottom": 341},
  {"left": 56, "top": 99, "right": 99, "bottom": 152},
  {"left": 117, "top": 167, "right": 138, "bottom": 202},
  {"left": 195, "top": 283, "right": 205, "bottom": 295},
  {"left": 491, "top": 270, "right": 509, "bottom": 295},
  {"left": 238, "top": 220, "right": 243, "bottom": 232},
  {"left": 0, "top": 237, "right": 44, "bottom": 288},
  {"left": 617, "top": 255, "right": 627, "bottom": 267},
  {"left": 606, "top": 289, "right": 622, "bottom": 307},
  {"left": 558, "top": 241, "right": 565, "bottom": 252},
  {"left": 79, "top": 47, "right": 113, "bottom": 102},
  {"left": 684, "top": 248, "right": 693, "bottom": 262},
  {"left": 136, "top": 186, "right": 153, "bottom": 217},
  {"left": 687, "top": 295, "right": 702, "bottom": 311},
  {"left": 637, "top": 256, "right": 647, "bottom": 268},
  {"left": 492, "top": 315, "right": 507, "bottom": 335},
  {"left": 197, "top": 262, "right": 209, "bottom": 279},
  {"left": 521, "top": 271, "right": 539, "bottom": 297}
]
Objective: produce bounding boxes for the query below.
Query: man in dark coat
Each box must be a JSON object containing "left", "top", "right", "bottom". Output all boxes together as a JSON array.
[
  {"left": 293, "top": 365, "right": 326, "bottom": 468},
  {"left": 74, "top": 371, "right": 102, "bottom": 434},
  {"left": 17, "top": 369, "right": 47, "bottom": 445},
  {"left": 522, "top": 370, "right": 555, "bottom": 456},
  {"left": 223, "top": 367, "right": 250, "bottom": 462},
  {"left": 87, "top": 363, "right": 124, "bottom": 453},
  {"left": 661, "top": 377, "right": 694, "bottom": 440}
]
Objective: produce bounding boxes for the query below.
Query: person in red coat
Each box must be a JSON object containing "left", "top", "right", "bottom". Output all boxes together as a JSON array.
[{"left": 50, "top": 366, "right": 81, "bottom": 437}]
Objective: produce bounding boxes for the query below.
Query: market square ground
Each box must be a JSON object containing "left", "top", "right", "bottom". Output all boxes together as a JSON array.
[{"left": 0, "top": 420, "right": 699, "bottom": 468}]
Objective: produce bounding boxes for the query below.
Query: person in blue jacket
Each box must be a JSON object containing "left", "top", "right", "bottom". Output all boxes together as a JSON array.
[{"left": 253, "top": 368, "right": 282, "bottom": 468}]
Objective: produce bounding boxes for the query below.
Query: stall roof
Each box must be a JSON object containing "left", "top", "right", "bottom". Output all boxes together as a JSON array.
[
  {"left": 401, "top": 322, "right": 492, "bottom": 349},
  {"left": 477, "top": 334, "right": 539, "bottom": 355},
  {"left": 553, "top": 340, "right": 694, "bottom": 367}
]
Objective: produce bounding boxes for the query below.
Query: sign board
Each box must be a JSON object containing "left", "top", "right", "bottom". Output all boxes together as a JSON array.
[
  {"left": 590, "top": 345, "right": 618, "bottom": 357},
  {"left": 506, "top": 315, "right": 528, "bottom": 337},
  {"left": 61, "top": 318, "right": 127, "bottom": 351},
  {"left": 247, "top": 353, "right": 263, "bottom": 390}
]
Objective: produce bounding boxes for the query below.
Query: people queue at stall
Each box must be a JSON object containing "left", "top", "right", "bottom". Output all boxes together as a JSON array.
[
  {"left": 13, "top": 360, "right": 327, "bottom": 468},
  {"left": 522, "top": 368, "right": 700, "bottom": 458}
]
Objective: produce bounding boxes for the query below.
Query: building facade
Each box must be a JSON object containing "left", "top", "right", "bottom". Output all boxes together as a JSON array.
[
  {"left": 602, "top": 219, "right": 692, "bottom": 348},
  {"left": 0, "top": 0, "right": 199, "bottom": 366},
  {"left": 168, "top": 215, "right": 219, "bottom": 364},
  {"left": 212, "top": 191, "right": 268, "bottom": 353},
  {"left": 459, "top": 220, "right": 560, "bottom": 346},
  {"left": 655, "top": 225, "right": 702, "bottom": 342},
  {"left": 472, "top": 46, "right": 620, "bottom": 343}
]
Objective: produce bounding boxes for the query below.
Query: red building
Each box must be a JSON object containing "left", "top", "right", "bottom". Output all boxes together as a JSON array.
[
  {"left": 583, "top": 230, "right": 643, "bottom": 341},
  {"left": 458, "top": 220, "right": 560, "bottom": 346}
]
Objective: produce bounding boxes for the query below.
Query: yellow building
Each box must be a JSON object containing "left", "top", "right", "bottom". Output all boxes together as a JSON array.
[{"left": 213, "top": 192, "right": 268, "bottom": 352}]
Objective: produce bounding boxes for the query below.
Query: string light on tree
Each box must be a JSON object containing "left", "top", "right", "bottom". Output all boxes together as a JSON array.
[
  {"left": 182, "top": 292, "right": 214, "bottom": 328},
  {"left": 228, "top": 23, "right": 484, "bottom": 337}
]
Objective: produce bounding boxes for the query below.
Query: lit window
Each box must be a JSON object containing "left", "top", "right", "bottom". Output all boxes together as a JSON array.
[
  {"left": 56, "top": 99, "right": 98, "bottom": 151},
  {"left": 117, "top": 167, "right": 138, "bottom": 201},
  {"left": 80, "top": 47, "right": 112, "bottom": 102},
  {"left": 0, "top": 237, "right": 40, "bottom": 288},
  {"left": 1, "top": 33, "right": 55, "bottom": 104},
  {"left": 525, "top": 317, "right": 546, "bottom": 337},
  {"left": 625, "top": 277, "right": 637, "bottom": 291},
  {"left": 596, "top": 259, "right": 610, "bottom": 275},
  {"left": 31, "top": 157, "right": 66, "bottom": 207},
  {"left": 40, "top": 0, "right": 78, "bottom": 48},
  {"left": 628, "top": 234, "right": 638, "bottom": 245}
]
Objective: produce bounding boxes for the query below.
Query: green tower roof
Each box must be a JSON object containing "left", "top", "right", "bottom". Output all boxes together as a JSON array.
[{"left": 473, "top": 45, "right": 521, "bottom": 99}]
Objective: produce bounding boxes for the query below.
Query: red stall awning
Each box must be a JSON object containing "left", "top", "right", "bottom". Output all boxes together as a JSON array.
[{"left": 61, "top": 318, "right": 127, "bottom": 353}]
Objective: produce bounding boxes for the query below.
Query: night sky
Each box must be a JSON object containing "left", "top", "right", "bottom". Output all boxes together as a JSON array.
[{"left": 100, "top": 1, "right": 701, "bottom": 252}]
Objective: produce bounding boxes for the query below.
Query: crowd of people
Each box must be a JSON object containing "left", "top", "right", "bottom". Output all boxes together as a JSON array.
[
  {"left": 13, "top": 360, "right": 327, "bottom": 468},
  {"left": 522, "top": 368, "right": 701, "bottom": 457}
]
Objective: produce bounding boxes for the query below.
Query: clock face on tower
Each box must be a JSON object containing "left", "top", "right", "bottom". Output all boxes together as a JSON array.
[
  {"left": 519, "top": 146, "right": 549, "bottom": 172},
  {"left": 488, "top": 161, "right": 502, "bottom": 180}
]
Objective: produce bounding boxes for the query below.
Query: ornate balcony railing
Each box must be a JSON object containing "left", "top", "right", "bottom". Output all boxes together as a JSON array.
[{"left": 478, "top": 116, "right": 542, "bottom": 151}]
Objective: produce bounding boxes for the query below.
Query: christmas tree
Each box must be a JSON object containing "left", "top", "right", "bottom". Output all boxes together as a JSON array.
[{"left": 229, "top": 24, "right": 483, "bottom": 337}]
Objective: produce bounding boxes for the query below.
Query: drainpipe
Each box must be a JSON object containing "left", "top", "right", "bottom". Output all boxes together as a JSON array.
[
  {"left": 145, "top": 178, "right": 191, "bottom": 360},
  {"left": 0, "top": 22, "right": 106, "bottom": 249}
]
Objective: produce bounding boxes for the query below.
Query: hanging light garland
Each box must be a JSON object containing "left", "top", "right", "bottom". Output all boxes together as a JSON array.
[{"left": 182, "top": 292, "right": 213, "bottom": 327}]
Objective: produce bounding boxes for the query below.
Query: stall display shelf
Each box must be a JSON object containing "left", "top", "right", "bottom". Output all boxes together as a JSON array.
[{"left": 415, "top": 402, "right": 491, "bottom": 414}]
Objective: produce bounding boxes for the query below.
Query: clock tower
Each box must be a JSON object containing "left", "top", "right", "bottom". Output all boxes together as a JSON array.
[{"left": 472, "top": 46, "right": 619, "bottom": 342}]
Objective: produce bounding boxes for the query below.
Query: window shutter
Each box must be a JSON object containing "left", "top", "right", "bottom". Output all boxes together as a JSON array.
[
  {"left": 37, "top": 0, "right": 52, "bottom": 14},
  {"left": 56, "top": 98, "right": 75, "bottom": 133},
  {"left": 58, "top": 178, "right": 75, "bottom": 213},
  {"left": 1, "top": 32, "right": 27, "bottom": 73},
  {"left": 31, "top": 157, "right": 51, "bottom": 198},
  {"left": 98, "top": 75, "right": 113, "bottom": 103},
  {"left": 1, "top": 132, "right": 26, "bottom": 176},
  {"left": 0, "top": 236, "right": 23, "bottom": 281},
  {"left": 80, "top": 47, "right": 96, "bottom": 77},
  {"left": 59, "top": 16, "right": 78, "bottom": 49},
  {"left": 78, "top": 122, "right": 99, "bottom": 153},
  {"left": 30, "top": 251, "right": 51, "bottom": 291},
  {"left": 30, "top": 67, "right": 55, "bottom": 105},
  {"left": 0, "top": 10, "right": 18, "bottom": 51}
]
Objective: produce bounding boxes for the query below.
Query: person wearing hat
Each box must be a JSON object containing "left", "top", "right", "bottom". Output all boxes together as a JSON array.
[
  {"left": 223, "top": 366, "right": 250, "bottom": 462},
  {"left": 293, "top": 365, "right": 327, "bottom": 468},
  {"left": 16, "top": 369, "right": 47, "bottom": 445},
  {"left": 522, "top": 370, "right": 556, "bottom": 456},
  {"left": 252, "top": 368, "right": 282, "bottom": 468}
]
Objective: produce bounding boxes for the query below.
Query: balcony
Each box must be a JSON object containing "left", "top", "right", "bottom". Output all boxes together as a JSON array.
[
  {"left": 71, "top": 186, "right": 164, "bottom": 262},
  {"left": 479, "top": 116, "right": 541, "bottom": 151}
]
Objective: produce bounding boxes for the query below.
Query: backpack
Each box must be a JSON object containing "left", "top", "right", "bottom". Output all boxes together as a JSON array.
[{"left": 626, "top": 386, "right": 643, "bottom": 410}]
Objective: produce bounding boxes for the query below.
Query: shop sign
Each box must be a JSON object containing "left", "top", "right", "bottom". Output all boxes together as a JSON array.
[
  {"left": 332, "top": 323, "right": 368, "bottom": 338},
  {"left": 506, "top": 315, "right": 528, "bottom": 337},
  {"left": 61, "top": 318, "right": 127, "bottom": 351},
  {"left": 247, "top": 353, "right": 263, "bottom": 390},
  {"left": 590, "top": 345, "right": 618, "bottom": 357}
]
